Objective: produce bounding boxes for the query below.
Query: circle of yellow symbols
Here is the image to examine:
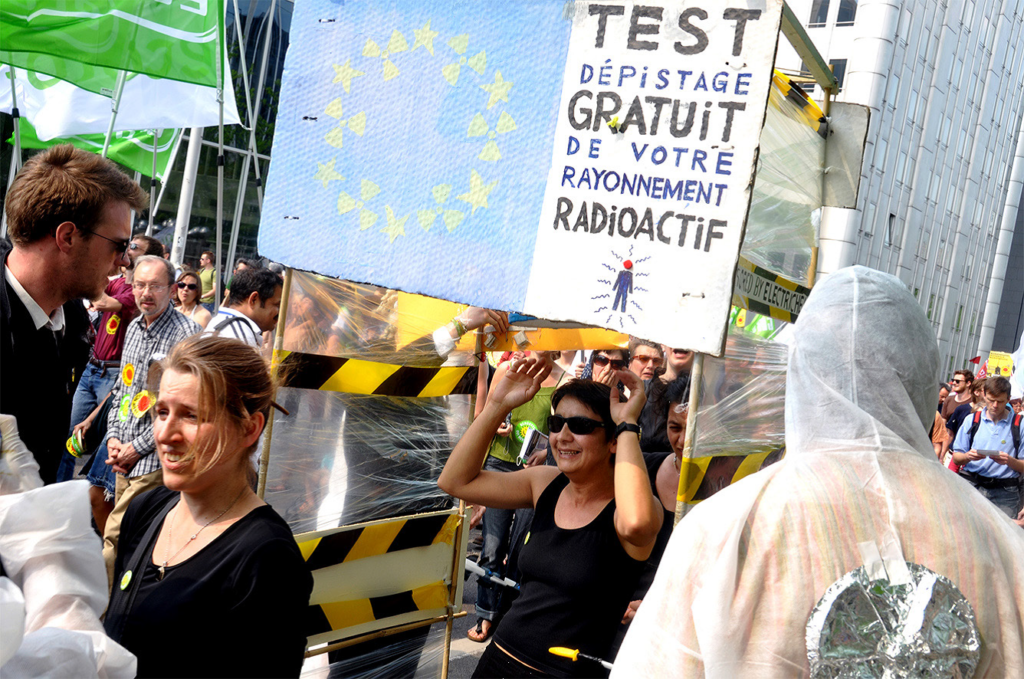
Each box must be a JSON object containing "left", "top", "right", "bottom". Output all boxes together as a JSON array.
[{"left": 317, "top": 20, "right": 519, "bottom": 243}]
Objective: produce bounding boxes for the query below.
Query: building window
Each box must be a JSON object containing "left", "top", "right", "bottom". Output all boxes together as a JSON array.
[
  {"left": 829, "top": 59, "right": 847, "bottom": 90},
  {"left": 927, "top": 293, "right": 935, "bottom": 320},
  {"left": 955, "top": 305, "right": 964, "bottom": 331},
  {"left": 886, "top": 213, "right": 896, "bottom": 246},
  {"left": 837, "top": 0, "right": 858, "bottom": 25},
  {"left": 808, "top": 0, "right": 830, "bottom": 27}
]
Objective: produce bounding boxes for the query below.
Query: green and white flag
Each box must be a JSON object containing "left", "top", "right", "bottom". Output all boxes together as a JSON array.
[
  {"left": 0, "top": 0, "right": 223, "bottom": 94},
  {"left": 10, "top": 120, "right": 181, "bottom": 181},
  {"left": 1, "top": 65, "right": 240, "bottom": 141}
]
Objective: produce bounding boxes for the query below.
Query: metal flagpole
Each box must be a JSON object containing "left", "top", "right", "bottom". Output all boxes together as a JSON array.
[
  {"left": 151, "top": 130, "right": 184, "bottom": 221},
  {"left": 225, "top": 0, "right": 276, "bottom": 271},
  {"left": 673, "top": 352, "right": 705, "bottom": 526},
  {"left": 170, "top": 128, "right": 204, "bottom": 267},
  {"left": 100, "top": 71, "right": 128, "bottom": 158},
  {"left": 6, "top": 66, "right": 23, "bottom": 174},
  {"left": 146, "top": 130, "right": 159, "bottom": 235},
  {"left": 215, "top": 93, "right": 225, "bottom": 313}
]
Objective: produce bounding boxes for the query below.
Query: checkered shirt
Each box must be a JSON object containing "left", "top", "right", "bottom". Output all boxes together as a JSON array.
[{"left": 106, "top": 303, "right": 200, "bottom": 478}]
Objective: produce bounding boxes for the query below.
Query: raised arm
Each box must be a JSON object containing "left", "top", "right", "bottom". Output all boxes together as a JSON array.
[
  {"left": 438, "top": 356, "right": 557, "bottom": 509},
  {"left": 610, "top": 370, "right": 664, "bottom": 560}
]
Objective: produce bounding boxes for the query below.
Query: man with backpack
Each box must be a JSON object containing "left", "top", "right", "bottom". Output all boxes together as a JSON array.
[
  {"left": 202, "top": 267, "right": 283, "bottom": 348},
  {"left": 951, "top": 376, "right": 1024, "bottom": 518}
]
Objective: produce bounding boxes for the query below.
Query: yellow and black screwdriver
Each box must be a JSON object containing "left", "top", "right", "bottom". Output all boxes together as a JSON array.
[{"left": 549, "top": 646, "right": 613, "bottom": 671}]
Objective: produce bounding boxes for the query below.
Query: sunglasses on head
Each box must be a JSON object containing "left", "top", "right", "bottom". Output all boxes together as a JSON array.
[
  {"left": 177, "top": 282, "right": 198, "bottom": 290},
  {"left": 592, "top": 355, "right": 627, "bottom": 370},
  {"left": 548, "top": 415, "right": 605, "bottom": 435}
]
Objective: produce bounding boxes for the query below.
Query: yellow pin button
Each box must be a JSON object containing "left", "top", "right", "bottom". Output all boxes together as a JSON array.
[{"left": 120, "top": 570, "right": 132, "bottom": 590}]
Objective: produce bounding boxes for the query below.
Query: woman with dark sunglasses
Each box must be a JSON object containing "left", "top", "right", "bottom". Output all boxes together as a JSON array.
[
  {"left": 440, "top": 357, "right": 663, "bottom": 678},
  {"left": 175, "top": 272, "right": 212, "bottom": 329}
]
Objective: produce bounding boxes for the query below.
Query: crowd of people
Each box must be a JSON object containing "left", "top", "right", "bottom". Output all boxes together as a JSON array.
[{"left": 1, "top": 144, "right": 1022, "bottom": 679}]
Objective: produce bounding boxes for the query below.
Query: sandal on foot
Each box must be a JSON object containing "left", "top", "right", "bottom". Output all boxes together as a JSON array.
[{"left": 467, "top": 619, "right": 493, "bottom": 643}]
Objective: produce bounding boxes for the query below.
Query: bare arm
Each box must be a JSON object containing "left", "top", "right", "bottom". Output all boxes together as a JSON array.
[
  {"left": 438, "top": 357, "right": 557, "bottom": 509},
  {"left": 610, "top": 370, "right": 664, "bottom": 559},
  {"left": 91, "top": 293, "right": 123, "bottom": 313}
]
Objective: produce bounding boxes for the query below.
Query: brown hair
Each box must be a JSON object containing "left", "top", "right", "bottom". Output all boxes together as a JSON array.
[
  {"left": 952, "top": 369, "right": 974, "bottom": 385},
  {"left": 982, "top": 376, "right": 1011, "bottom": 398},
  {"left": 150, "top": 335, "right": 274, "bottom": 479},
  {"left": 4, "top": 144, "right": 147, "bottom": 246}
]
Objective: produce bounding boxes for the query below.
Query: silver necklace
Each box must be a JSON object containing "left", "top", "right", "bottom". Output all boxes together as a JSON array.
[{"left": 158, "top": 487, "right": 247, "bottom": 581}]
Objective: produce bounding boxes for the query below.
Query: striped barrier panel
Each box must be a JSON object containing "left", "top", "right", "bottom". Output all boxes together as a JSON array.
[
  {"left": 731, "top": 257, "right": 812, "bottom": 323},
  {"left": 275, "top": 350, "right": 477, "bottom": 397},
  {"left": 677, "top": 447, "right": 786, "bottom": 506},
  {"left": 297, "top": 509, "right": 466, "bottom": 647}
]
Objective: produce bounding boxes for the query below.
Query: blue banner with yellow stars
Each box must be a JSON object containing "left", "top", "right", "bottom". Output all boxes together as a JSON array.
[
  {"left": 260, "top": 1, "right": 784, "bottom": 356},
  {"left": 260, "top": 1, "right": 569, "bottom": 311}
]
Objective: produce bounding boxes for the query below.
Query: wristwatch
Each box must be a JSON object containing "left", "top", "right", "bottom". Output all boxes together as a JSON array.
[{"left": 614, "top": 422, "right": 641, "bottom": 440}]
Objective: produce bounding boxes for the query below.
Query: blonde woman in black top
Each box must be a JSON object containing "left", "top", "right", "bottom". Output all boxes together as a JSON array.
[
  {"left": 104, "top": 336, "right": 312, "bottom": 678},
  {"left": 439, "top": 356, "right": 662, "bottom": 677}
]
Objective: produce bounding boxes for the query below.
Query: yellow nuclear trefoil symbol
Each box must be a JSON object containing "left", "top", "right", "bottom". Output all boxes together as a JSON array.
[
  {"left": 338, "top": 179, "right": 383, "bottom": 230},
  {"left": 417, "top": 184, "right": 465, "bottom": 233},
  {"left": 363, "top": 30, "right": 409, "bottom": 81},
  {"left": 467, "top": 111, "right": 517, "bottom": 162},
  {"left": 442, "top": 34, "right": 486, "bottom": 86},
  {"left": 324, "top": 99, "right": 366, "bottom": 150}
]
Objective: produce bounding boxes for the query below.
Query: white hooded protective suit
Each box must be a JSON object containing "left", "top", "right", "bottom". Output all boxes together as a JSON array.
[{"left": 612, "top": 266, "right": 1024, "bottom": 678}]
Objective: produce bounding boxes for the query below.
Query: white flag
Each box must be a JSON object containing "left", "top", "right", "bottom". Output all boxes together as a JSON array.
[
  {"left": 1011, "top": 331, "right": 1023, "bottom": 400},
  {"left": 0, "top": 65, "right": 240, "bottom": 141}
]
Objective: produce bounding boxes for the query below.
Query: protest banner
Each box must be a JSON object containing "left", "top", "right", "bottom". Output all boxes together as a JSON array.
[{"left": 259, "top": 1, "right": 784, "bottom": 355}]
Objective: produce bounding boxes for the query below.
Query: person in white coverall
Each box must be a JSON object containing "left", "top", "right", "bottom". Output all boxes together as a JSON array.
[{"left": 612, "top": 266, "right": 1024, "bottom": 678}]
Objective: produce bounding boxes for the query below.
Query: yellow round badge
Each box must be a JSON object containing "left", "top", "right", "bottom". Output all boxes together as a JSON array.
[
  {"left": 120, "top": 570, "right": 132, "bottom": 590},
  {"left": 122, "top": 363, "right": 135, "bottom": 387},
  {"left": 106, "top": 314, "right": 121, "bottom": 335},
  {"left": 131, "top": 390, "right": 154, "bottom": 418}
]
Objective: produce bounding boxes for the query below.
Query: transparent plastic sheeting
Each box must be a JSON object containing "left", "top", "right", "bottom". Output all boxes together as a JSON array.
[
  {"left": 301, "top": 625, "right": 444, "bottom": 679},
  {"left": 265, "top": 388, "right": 469, "bottom": 531},
  {"left": 281, "top": 271, "right": 480, "bottom": 368},
  {"left": 692, "top": 329, "right": 788, "bottom": 461},
  {"left": 742, "top": 73, "right": 825, "bottom": 287}
]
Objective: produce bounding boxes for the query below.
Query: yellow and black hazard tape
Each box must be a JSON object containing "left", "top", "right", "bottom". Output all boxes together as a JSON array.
[
  {"left": 304, "top": 581, "right": 450, "bottom": 637},
  {"left": 274, "top": 350, "right": 477, "bottom": 397},
  {"left": 297, "top": 513, "right": 460, "bottom": 636},
  {"left": 677, "top": 447, "right": 785, "bottom": 505},
  {"left": 297, "top": 513, "right": 459, "bottom": 570},
  {"left": 732, "top": 257, "right": 812, "bottom": 323},
  {"left": 771, "top": 70, "right": 827, "bottom": 139}
]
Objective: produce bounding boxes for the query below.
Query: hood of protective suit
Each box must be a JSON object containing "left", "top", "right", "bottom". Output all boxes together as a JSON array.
[
  {"left": 785, "top": 266, "right": 938, "bottom": 458},
  {"left": 613, "top": 266, "right": 1024, "bottom": 679}
]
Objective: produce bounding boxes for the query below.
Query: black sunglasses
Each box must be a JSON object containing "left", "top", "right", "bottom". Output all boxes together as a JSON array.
[
  {"left": 593, "top": 355, "right": 627, "bottom": 370},
  {"left": 177, "top": 281, "right": 198, "bottom": 290},
  {"left": 85, "top": 229, "right": 131, "bottom": 256},
  {"left": 548, "top": 415, "right": 605, "bottom": 435}
]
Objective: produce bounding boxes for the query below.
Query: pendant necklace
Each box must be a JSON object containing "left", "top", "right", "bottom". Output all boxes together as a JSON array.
[{"left": 158, "top": 486, "right": 247, "bottom": 581}]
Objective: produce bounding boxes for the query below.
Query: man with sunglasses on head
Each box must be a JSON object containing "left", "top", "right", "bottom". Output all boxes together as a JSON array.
[
  {"left": 1, "top": 144, "right": 147, "bottom": 484},
  {"left": 54, "top": 235, "right": 164, "bottom": 485}
]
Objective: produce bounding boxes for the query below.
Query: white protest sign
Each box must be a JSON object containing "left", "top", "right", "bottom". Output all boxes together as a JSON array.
[{"left": 524, "top": 1, "right": 782, "bottom": 354}]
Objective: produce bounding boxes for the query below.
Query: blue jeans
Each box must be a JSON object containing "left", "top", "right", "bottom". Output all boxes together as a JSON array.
[
  {"left": 55, "top": 362, "right": 118, "bottom": 483},
  {"left": 975, "top": 483, "right": 1022, "bottom": 519},
  {"left": 476, "top": 456, "right": 520, "bottom": 623}
]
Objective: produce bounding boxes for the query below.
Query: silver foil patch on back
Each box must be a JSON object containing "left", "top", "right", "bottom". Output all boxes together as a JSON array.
[{"left": 806, "top": 562, "right": 979, "bottom": 678}]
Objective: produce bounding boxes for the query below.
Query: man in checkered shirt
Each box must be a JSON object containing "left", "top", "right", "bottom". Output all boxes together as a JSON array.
[{"left": 101, "top": 255, "right": 200, "bottom": 584}]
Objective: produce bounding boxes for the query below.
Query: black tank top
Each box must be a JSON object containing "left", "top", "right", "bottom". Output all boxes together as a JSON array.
[{"left": 493, "top": 474, "right": 646, "bottom": 677}]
